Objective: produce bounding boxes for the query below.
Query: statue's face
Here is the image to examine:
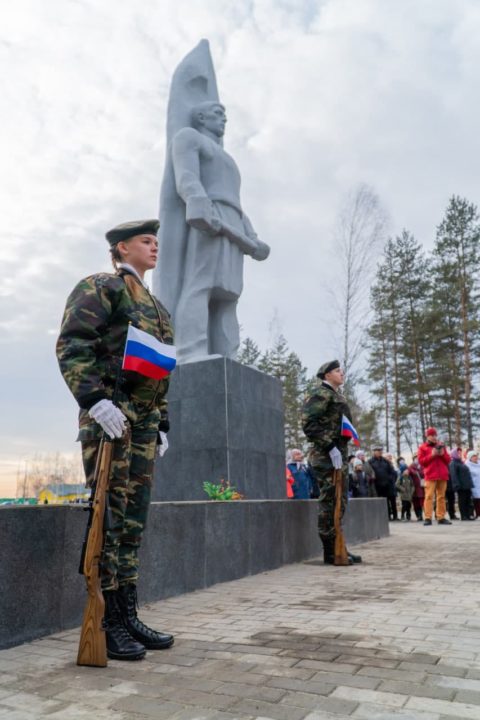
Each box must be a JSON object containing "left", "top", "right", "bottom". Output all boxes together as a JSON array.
[{"left": 197, "top": 103, "right": 226, "bottom": 138}]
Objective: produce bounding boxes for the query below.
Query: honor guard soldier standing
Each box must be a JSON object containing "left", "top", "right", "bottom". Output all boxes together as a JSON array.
[
  {"left": 302, "top": 360, "right": 362, "bottom": 566},
  {"left": 57, "top": 219, "right": 175, "bottom": 661}
]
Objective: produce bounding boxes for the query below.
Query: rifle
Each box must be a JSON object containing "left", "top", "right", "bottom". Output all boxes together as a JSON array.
[
  {"left": 77, "top": 436, "right": 113, "bottom": 667},
  {"left": 333, "top": 468, "right": 349, "bottom": 566}
]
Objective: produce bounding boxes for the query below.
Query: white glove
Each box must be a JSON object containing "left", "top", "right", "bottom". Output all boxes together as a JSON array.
[
  {"left": 329, "top": 446, "right": 343, "bottom": 470},
  {"left": 157, "top": 431, "right": 169, "bottom": 457},
  {"left": 88, "top": 399, "right": 127, "bottom": 439}
]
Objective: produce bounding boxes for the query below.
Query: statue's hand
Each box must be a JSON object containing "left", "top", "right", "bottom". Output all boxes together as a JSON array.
[
  {"left": 189, "top": 216, "right": 221, "bottom": 235},
  {"left": 186, "top": 196, "right": 219, "bottom": 235},
  {"left": 242, "top": 213, "right": 269, "bottom": 260},
  {"left": 251, "top": 239, "right": 270, "bottom": 261}
]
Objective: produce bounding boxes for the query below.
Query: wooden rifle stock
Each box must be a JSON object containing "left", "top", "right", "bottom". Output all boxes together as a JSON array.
[
  {"left": 333, "top": 468, "right": 349, "bottom": 566},
  {"left": 77, "top": 437, "right": 113, "bottom": 667}
]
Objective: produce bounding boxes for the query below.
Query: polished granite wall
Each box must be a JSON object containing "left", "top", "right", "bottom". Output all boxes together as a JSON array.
[
  {"left": 152, "top": 358, "right": 286, "bottom": 501},
  {"left": 0, "top": 498, "right": 389, "bottom": 649}
]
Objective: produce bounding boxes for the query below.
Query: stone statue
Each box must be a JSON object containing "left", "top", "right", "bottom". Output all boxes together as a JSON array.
[{"left": 154, "top": 40, "right": 269, "bottom": 363}]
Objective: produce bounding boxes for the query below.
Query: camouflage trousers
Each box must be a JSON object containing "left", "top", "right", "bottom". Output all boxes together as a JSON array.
[
  {"left": 78, "top": 398, "right": 160, "bottom": 592},
  {"left": 308, "top": 451, "right": 348, "bottom": 540}
]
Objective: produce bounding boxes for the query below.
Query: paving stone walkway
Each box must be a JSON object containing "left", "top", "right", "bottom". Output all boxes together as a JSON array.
[{"left": 1, "top": 521, "right": 480, "bottom": 719}]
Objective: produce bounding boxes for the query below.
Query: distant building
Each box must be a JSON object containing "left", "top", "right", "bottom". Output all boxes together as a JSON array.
[
  {"left": 37, "top": 484, "right": 89, "bottom": 504},
  {"left": 0, "top": 498, "right": 37, "bottom": 507}
]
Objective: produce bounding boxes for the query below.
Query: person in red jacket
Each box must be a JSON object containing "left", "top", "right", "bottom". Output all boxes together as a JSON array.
[
  {"left": 286, "top": 466, "right": 295, "bottom": 498},
  {"left": 417, "top": 427, "right": 451, "bottom": 526}
]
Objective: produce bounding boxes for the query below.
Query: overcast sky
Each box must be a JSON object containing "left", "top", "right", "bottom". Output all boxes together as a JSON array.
[{"left": 1, "top": 0, "right": 479, "bottom": 494}]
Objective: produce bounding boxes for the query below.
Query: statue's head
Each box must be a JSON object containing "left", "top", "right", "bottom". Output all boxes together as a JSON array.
[{"left": 191, "top": 101, "right": 226, "bottom": 138}]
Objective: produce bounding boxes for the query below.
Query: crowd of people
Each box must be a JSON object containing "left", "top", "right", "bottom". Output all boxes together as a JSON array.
[{"left": 286, "top": 425, "right": 480, "bottom": 525}]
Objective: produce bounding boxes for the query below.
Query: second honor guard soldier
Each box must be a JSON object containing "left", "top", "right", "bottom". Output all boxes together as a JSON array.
[
  {"left": 57, "top": 219, "right": 174, "bottom": 661},
  {"left": 302, "top": 360, "right": 361, "bottom": 566}
]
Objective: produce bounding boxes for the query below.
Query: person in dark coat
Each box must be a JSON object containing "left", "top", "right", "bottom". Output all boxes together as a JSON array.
[
  {"left": 445, "top": 470, "right": 458, "bottom": 520},
  {"left": 385, "top": 453, "right": 399, "bottom": 520},
  {"left": 408, "top": 455, "right": 425, "bottom": 521},
  {"left": 369, "top": 447, "right": 398, "bottom": 520},
  {"left": 449, "top": 449, "right": 475, "bottom": 521},
  {"left": 349, "top": 459, "right": 369, "bottom": 498},
  {"left": 355, "top": 450, "right": 377, "bottom": 497},
  {"left": 445, "top": 446, "right": 459, "bottom": 520}
]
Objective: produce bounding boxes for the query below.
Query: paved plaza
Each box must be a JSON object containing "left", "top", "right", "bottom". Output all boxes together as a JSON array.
[{"left": 1, "top": 521, "right": 480, "bottom": 719}]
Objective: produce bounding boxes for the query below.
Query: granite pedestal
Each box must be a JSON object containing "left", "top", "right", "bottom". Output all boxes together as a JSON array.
[{"left": 153, "top": 357, "right": 285, "bottom": 501}]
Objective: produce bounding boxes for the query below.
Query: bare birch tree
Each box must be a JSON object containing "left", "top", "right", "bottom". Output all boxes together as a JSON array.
[{"left": 330, "top": 184, "right": 388, "bottom": 389}]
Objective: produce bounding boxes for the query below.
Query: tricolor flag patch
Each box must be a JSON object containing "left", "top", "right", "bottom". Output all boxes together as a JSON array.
[
  {"left": 122, "top": 325, "right": 176, "bottom": 380},
  {"left": 341, "top": 415, "right": 360, "bottom": 446}
]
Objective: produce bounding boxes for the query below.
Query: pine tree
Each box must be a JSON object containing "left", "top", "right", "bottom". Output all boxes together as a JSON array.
[
  {"left": 368, "top": 232, "right": 435, "bottom": 453},
  {"left": 367, "top": 239, "right": 405, "bottom": 454},
  {"left": 258, "top": 335, "right": 308, "bottom": 449},
  {"left": 368, "top": 273, "right": 392, "bottom": 450},
  {"left": 383, "top": 240, "right": 403, "bottom": 455},
  {"left": 393, "top": 230, "right": 431, "bottom": 442},
  {"left": 425, "top": 258, "right": 464, "bottom": 445},
  {"left": 431, "top": 196, "right": 480, "bottom": 446},
  {"left": 237, "top": 337, "right": 261, "bottom": 366},
  {"left": 237, "top": 334, "right": 309, "bottom": 450},
  {"left": 344, "top": 388, "right": 382, "bottom": 452}
]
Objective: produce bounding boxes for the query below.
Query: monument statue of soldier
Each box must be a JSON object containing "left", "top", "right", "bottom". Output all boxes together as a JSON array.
[{"left": 154, "top": 40, "right": 269, "bottom": 363}]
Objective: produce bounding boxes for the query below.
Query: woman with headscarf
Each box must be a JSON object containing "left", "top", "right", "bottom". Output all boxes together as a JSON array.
[{"left": 286, "top": 449, "right": 317, "bottom": 499}]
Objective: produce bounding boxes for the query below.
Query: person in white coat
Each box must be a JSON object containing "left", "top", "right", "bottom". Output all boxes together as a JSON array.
[{"left": 465, "top": 451, "right": 480, "bottom": 517}]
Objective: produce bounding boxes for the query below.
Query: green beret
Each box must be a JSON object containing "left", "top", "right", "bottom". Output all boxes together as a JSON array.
[
  {"left": 317, "top": 359, "right": 340, "bottom": 379},
  {"left": 105, "top": 219, "right": 160, "bottom": 247}
]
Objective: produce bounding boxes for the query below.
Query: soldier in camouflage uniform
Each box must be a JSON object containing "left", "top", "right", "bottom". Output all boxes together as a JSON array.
[
  {"left": 302, "top": 360, "right": 362, "bottom": 566},
  {"left": 57, "top": 219, "right": 174, "bottom": 661}
]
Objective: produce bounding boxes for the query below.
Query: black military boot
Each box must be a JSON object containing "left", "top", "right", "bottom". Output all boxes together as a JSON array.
[
  {"left": 117, "top": 584, "right": 174, "bottom": 650},
  {"left": 320, "top": 535, "right": 335, "bottom": 565},
  {"left": 103, "top": 590, "right": 146, "bottom": 661},
  {"left": 347, "top": 550, "right": 362, "bottom": 564}
]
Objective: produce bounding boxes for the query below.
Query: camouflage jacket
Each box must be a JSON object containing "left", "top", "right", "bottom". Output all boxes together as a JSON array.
[
  {"left": 301, "top": 382, "right": 353, "bottom": 458},
  {"left": 56, "top": 269, "right": 174, "bottom": 413}
]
